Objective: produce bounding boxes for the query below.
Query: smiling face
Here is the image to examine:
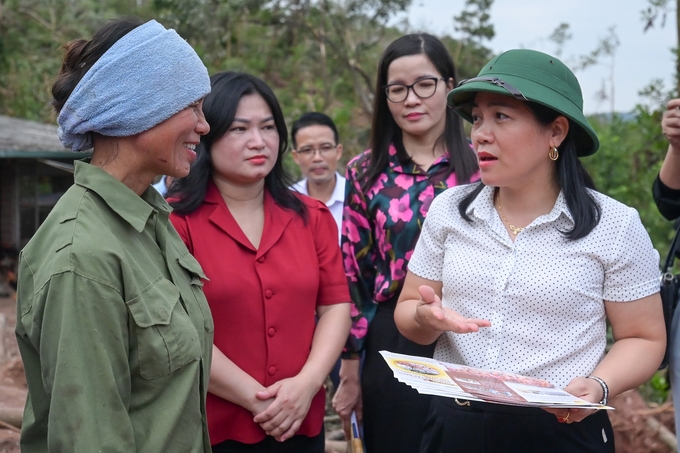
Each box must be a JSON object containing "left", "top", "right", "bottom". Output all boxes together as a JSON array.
[
  {"left": 210, "top": 93, "right": 279, "bottom": 187},
  {"left": 132, "top": 99, "right": 209, "bottom": 179},
  {"left": 385, "top": 53, "right": 452, "bottom": 143},
  {"left": 292, "top": 124, "right": 343, "bottom": 186},
  {"left": 470, "top": 91, "right": 567, "bottom": 190}
]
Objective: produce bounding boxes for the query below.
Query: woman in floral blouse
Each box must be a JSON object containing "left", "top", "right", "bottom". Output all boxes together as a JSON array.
[{"left": 331, "top": 33, "right": 478, "bottom": 453}]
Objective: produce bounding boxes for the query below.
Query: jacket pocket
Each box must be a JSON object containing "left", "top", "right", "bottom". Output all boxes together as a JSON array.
[
  {"left": 126, "top": 277, "right": 201, "bottom": 380},
  {"left": 177, "top": 253, "right": 214, "bottom": 334}
]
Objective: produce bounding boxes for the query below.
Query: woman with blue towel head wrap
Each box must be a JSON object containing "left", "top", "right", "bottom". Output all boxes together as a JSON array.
[
  {"left": 167, "top": 72, "right": 351, "bottom": 452},
  {"left": 15, "top": 17, "right": 214, "bottom": 453}
]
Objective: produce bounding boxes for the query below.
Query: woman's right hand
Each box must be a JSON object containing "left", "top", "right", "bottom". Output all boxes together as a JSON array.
[
  {"left": 395, "top": 272, "right": 490, "bottom": 345},
  {"left": 414, "top": 285, "right": 490, "bottom": 333},
  {"left": 332, "top": 358, "right": 363, "bottom": 439}
]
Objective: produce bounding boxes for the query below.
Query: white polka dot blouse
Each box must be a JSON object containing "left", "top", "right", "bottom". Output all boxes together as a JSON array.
[{"left": 408, "top": 184, "right": 660, "bottom": 389}]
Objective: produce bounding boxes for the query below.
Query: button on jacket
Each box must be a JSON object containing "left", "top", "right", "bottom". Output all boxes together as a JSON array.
[
  {"left": 16, "top": 161, "right": 214, "bottom": 453},
  {"left": 170, "top": 183, "right": 350, "bottom": 445}
]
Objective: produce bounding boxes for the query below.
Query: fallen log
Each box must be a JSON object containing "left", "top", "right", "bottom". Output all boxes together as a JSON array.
[
  {"left": 644, "top": 414, "right": 677, "bottom": 451},
  {"left": 0, "top": 419, "right": 19, "bottom": 433},
  {"left": 0, "top": 407, "right": 21, "bottom": 429}
]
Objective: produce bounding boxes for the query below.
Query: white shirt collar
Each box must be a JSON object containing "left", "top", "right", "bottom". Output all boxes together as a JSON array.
[
  {"left": 292, "top": 172, "right": 346, "bottom": 207},
  {"left": 466, "top": 185, "right": 575, "bottom": 228}
]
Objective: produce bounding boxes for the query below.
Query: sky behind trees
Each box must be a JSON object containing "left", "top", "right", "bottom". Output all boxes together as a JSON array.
[{"left": 399, "top": 0, "right": 676, "bottom": 114}]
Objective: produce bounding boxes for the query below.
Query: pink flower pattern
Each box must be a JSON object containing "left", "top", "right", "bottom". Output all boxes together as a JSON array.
[{"left": 341, "top": 145, "right": 479, "bottom": 357}]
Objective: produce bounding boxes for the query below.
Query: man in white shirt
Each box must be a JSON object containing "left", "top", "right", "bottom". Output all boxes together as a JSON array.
[
  {"left": 152, "top": 175, "right": 174, "bottom": 196},
  {"left": 290, "top": 112, "right": 346, "bottom": 243}
]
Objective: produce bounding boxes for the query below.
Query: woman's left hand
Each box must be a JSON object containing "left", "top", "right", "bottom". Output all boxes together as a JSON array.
[
  {"left": 543, "top": 376, "right": 605, "bottom": 423},
  {"left": 252, "top": 374, "right": 318, "bottom": 441}
]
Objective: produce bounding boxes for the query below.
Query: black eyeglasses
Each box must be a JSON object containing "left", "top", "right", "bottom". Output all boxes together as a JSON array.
[
  {"left": 455, "top": 77, "right": 527, "bottom": 102},
  {"left": 384, "top": 77, "right": 446, "bottom": 103}
]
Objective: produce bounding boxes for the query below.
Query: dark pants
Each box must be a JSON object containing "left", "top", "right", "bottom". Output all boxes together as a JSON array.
[
  {"left": 362, "top": 299, "right": 437, "bottom": 453},
  {"left": 211, "top": 432, "right": 324, "bottom": 453},
  {"left": 420, "top": 396, "right": 615, "bottom": 453}
]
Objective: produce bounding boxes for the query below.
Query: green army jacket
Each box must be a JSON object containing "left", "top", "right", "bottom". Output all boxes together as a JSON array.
[{"left": 16, "top": 161, "right": 214, "bottom": 453}]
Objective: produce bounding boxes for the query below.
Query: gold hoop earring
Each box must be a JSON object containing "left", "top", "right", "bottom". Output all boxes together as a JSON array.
[{"left": 548, "top": 146, "right": 559, "bottom": 161}]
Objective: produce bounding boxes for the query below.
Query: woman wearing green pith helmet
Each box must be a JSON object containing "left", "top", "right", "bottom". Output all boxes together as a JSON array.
[{"left": 394, "top": 49, "right": 665, "bottom": 452}]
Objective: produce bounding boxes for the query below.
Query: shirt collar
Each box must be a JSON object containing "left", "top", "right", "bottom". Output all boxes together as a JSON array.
[
  {"left": 73, "top": 160, "right": 170, "bottom": 233},
  {"left": 467, "top": 185, "right": 574, "bottom": 226},
  {"left": 291, "top": 173, "right": 345, "bottom": 206},
  {"left": 327, "top": 172, "right": 346, "bottom": 206},
  {"left": 291, "top": 179, "right": 309, "bottom": 195}
]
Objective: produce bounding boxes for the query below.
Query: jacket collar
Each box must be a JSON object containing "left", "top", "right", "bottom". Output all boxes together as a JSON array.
[
  {"left": 204, "top": 181, "right": 293, "bottom": 257},
  {"left": 73, "top": 160, "right": 170, "bottom": 233}
]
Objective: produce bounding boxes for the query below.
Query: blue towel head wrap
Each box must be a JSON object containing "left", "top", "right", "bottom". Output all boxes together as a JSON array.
[{"left": 57, "top": 20, "right": 211, "bottom": 151}]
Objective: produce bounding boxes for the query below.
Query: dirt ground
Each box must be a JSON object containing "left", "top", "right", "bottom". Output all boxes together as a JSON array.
[{"left": 0, "top": 288, "right": 675, "bottom": 453}]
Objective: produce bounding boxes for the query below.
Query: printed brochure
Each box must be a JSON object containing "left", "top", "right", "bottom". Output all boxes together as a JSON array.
[{"left": 380, "top": 351, "right": 613, "bottom": 410}]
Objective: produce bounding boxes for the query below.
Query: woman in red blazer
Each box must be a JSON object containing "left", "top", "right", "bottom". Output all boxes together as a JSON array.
[{"left": 168, "top": 72, "right": 351, "bottom": 453}]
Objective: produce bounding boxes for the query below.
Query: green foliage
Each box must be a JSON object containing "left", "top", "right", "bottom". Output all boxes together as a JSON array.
[
  {"left": 0, "top": 0, "right": 156, "bottom": 121},
  {"left": 0, "top": 0, "right": 491, "bottom": 165},
  {"left": 639, "top": 368, "right": 669, "bottom": 404},
  {"left": 453, "top": 0, "right": 495, "bottom": 44}
]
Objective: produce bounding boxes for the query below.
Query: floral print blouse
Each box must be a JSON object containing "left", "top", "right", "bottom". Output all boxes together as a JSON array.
[{"left": 341, "top": 145, "right": 478, "bottom": 358}]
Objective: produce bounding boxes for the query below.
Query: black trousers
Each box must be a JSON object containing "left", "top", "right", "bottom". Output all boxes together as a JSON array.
[
  {"left": 211, "top": 432, "right": 324, "bottom": 453},
  {"left": 362, "top": 299, "right": 437, "bottom": 453},
  {"left": 420, "top": 396, "right": 615, "bottom": 453}
]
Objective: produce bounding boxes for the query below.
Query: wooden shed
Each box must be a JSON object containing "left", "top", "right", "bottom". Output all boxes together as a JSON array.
[{"left": 0, "top": 115, "right": 90, "bottom": 251}]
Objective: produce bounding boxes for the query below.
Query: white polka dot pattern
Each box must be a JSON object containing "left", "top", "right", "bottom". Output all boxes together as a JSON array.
[{"left": 408, "top": 184, "right": 661, "bottom": 388}]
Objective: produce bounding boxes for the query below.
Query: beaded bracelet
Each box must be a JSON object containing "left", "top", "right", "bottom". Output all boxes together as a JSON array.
[{"left": 587, "top": 375, "right": 609, "bottom": 405}]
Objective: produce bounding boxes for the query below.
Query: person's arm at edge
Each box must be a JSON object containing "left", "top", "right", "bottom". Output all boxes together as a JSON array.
[{"left": 659, "top": 99, "right": 680, "bottom": 190}]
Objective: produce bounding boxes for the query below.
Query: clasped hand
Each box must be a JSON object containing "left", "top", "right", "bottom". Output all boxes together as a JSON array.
[
  {"left": 415, "top": 285, "right": 491, "bottom": 333},
  {"left": 251, "top": 374, "right": 317, "bottom": 442}
]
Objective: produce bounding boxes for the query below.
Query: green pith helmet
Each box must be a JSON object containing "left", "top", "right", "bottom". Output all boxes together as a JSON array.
[{"left": 447, "top": 49, "right": 599, "bottom": 156}]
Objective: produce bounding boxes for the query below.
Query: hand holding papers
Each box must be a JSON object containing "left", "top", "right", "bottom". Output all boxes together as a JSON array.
[{"left": 380, "top": 351, "right": 613, "bottom": 410}]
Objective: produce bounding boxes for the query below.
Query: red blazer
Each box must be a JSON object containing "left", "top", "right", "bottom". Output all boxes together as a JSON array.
[{"left": 170, "top": 183, "right": 350, "bottom": 445}]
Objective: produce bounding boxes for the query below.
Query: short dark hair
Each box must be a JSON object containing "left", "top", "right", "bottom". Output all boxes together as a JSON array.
[
  {"left": 291, "top": 112, "right": 340, "bottom": 149},
  {"left": 458, "top": 101, "right": 601, "bottom": 240},
  {"left": 361, "top": 33, "right": 478, "bottom": 192},
  {"left": 168, "top": 72, "right": 306, "bottom": 220}
]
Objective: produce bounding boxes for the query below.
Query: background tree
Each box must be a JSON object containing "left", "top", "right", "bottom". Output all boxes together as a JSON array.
[
  {"left": 0, "top": 0, "right": 492, "bottom": 169},
  {"left": 642, "top": 0, "right": 679, "bottom": 94}
]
